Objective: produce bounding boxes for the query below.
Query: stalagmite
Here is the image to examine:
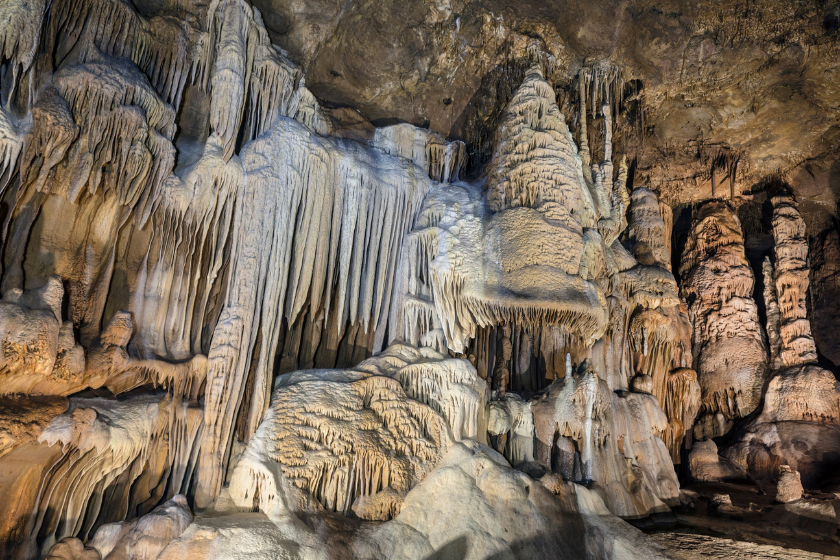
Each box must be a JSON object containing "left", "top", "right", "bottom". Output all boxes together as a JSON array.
[
  {"left": 530, "top": 359, "right": 680, "bottom": 516},
  {"left": 411, "top": 65, "right": 613, "bottom": 359},
  {"left": 686, "top": 440, "right": 746, "bottom": 482},
  {"left": 487, "top": 394, "right": 535, "bottom": 466},
  {"left": 623, "top": 186, "right": 698, "bottom": 459},
  {"left": 722, "top": 192, "right": 840, "bottom": 487},
  {"left": 680, "top": 201, "right": 768, "bottom": 439},
  {"left": 769, "top": 192, "right": 818, "bottom": 366}
]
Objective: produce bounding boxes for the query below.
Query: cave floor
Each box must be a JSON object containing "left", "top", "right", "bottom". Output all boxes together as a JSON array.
[{"left": 648, "top": 482, "right": 840, "bottom": 558}]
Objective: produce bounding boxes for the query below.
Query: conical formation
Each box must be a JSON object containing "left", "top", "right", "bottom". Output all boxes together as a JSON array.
[{"left": 402, "top": 67, "right": 620, "bottom": 381}]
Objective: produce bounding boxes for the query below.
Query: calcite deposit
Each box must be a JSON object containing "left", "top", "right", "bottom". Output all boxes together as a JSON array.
[
  {"left": 1, "top": 0, "right": 840, "bottom": 558},
  {"left": 679, "top": 201, "right": 768, "bottom": 439}
]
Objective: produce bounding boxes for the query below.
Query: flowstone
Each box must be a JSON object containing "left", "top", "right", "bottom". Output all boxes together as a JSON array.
[{"left": 0, "top": 0, "right": 785, "bottom": 557}]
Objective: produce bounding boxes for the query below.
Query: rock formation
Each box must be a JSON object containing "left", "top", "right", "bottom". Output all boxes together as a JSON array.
[
  {"left": 1, "top": 0, "right": 840, "bottom": 558},
  {"left": 720, "top": 193, "right": 840, "bottom": 487},
  {"left": 680, "top": 201, "right": 768, "bottom": 439}
]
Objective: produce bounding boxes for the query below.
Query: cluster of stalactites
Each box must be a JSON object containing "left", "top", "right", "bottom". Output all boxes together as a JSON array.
[
  {"left": 0, "top": 105, "right": 22, "bottom": 184},
  {"left": 770, "top": 193, "right": 818, "bottom": 367},
  {"left": 576, "top": 65, "right": 625, "bottom": 166},
  {"left": 50, "top": 49, "right": 177, "bottom": 206},
  {"left": 129, "top": 134, "right": 243, "bottom": 360},
  {"left": 0, "top": 0, "right": 48, "bottom": 103},
  {"left": 0, "top": 276, "right": 208, "bottom": 400},
  {"left": 45, "top": 0, "right": 200, "bottom": 109},
  {"left": 373, "top": 123, "right": 467, "bottom": 183},
  {"left": 197, "top": 0, "right": 327, "bottom": 159},
  {"left": 195, "top": 117, "right": 434, "bottom": 507},
  {"left": 16, "top": 393, "right": 203, "bottom": 556}
]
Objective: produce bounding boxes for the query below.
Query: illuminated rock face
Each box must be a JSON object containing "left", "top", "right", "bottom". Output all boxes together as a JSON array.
[
  {"left": 2, "top": 0, "right": 840, "bottom": 558},
  {"left": 719, "top": 194, "right": 840, "bottom": 486},
  {"left": 679, "top": 201, "right": 768, "bottom": 439}
]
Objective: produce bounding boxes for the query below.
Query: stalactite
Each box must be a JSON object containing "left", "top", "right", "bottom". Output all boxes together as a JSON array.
[
  {"left": 661, "top": 367, "right": 701, "bottom": 462},
  {"left": 374, "top": 123, "right": 467, "bottom": 183},
  {"left": 0, "top": 392, "right": 200, "bottom": 557},
  {"left": 0, "top": 105, "right": 21, "bottom": 185},
  {"left": 0, "top": 0, "right": 47, "bottom": 104},
  {"left": 129, "top": 133, "right": 242, "bottom": 360},
  {"left": 243, "top": 18, "right": 300, "bottom": 142},
  {"left": 196, "top": 117, "right": 433, "bottom": 507},
  {"left": 15, "top": 86, "right": 79, "bottom": 196},
  {"left": 206, "top": 0, "right": 249, "bottom": 160}
]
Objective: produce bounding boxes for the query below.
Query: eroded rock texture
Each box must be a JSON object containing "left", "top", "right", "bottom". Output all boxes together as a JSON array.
[
  {"left": 721, "top": 194, "right": 840, "bottom": 487},
  {"left": 2, "top": 0, "right": 840, "bottom": 558},
  {"left": 680, "top": 201, "right": 768, "bottom": 439}
]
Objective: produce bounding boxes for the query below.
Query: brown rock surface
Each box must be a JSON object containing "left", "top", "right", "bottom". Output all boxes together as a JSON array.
[{"left": 2, "top": 0, "right": 840, "bottom": 559}]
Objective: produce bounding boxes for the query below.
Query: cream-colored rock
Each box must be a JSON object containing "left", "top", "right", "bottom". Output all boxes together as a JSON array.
[
  {"left": 0, "top": 277, "right": 88, "bottom": 395},
  {"left": 44, "top": 537, "right": 100, "bottom": 560},
  {"left": 487, "top": 393, "right": 535, "bottom": 466},
  {"left": 227, "top": 344, "right": 485, "bottom": 520},
  {"left": 88, "top": 494, "right": 192, "bottom": 560},
  {"left": 162, "top": 442, "right": 672, "bottom": 560},
  {"left": 0, "top": 0, "right": 718, "bottom": 553}
]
